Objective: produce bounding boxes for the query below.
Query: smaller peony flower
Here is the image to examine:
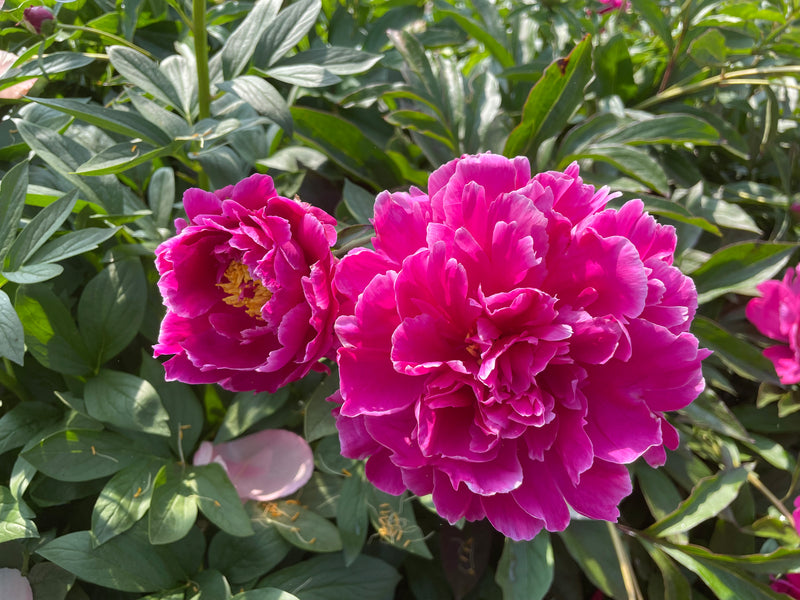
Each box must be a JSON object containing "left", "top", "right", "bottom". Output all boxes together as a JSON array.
[
  {"left": 194, "top": 429, "right": 314, "bottom": 502},
  {"left": 772, "top": 573, "right": 800, "bottom": 599},
  {"left": 746, "top": 268, "right": 800, "bottom": 385},
  {"left": 154, "top": 173, "right": 339, "bottom": 393},
  {"left": 22, "top": 6, "right": 55, "bottom": 34},
  {"left": 0, "top": 568, "right": 33, "bottom": 600}
]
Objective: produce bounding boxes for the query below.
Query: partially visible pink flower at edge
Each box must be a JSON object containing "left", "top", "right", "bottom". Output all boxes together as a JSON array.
[
  {"left": 772, "top": 573, "right": 800, "bottom": 599},
  {"left": 0, "top": 568, "right": 33, "bottom": 600},
  {"left": 596, "top": 0, "right": 629, "bottom": 14},
  {"left": 746, "top": 268, "right": 800, "bottom": 385},
  {"left": 193, "top": 429, "right": 314, "bottom": 502},
  {"left": 0, "top": 50, "right": 37, "bottom": 99}
]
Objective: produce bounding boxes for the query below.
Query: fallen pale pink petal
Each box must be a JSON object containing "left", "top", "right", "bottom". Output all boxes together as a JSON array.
[
  {"left": 0, "top": 568, "right": 33, "bottom": 600},
  {"left": 193, "top": 429, "right": 314, "bottom": 502}
]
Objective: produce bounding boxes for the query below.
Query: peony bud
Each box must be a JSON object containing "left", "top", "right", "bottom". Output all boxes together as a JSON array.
[{"left": 23, "top": 6, "right": 55, "bottom": 35}]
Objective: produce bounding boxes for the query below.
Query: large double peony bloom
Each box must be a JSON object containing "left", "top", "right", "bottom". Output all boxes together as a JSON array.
[
  {"left": 746, "top": 268, "right": 800, "bottom": 385},
  {"left": 154, "top": 174, "right": 338, "bottom": 392},
  {"left": 333, "top": 153, "right": 709, "bottom": 540}
]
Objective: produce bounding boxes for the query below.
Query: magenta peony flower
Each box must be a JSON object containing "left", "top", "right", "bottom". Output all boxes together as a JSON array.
[
  {"left": 194, "top": 430, "right": 314, "bottom": 502},
  {"left": 22, "top": 6, "right": 55, "bottom": 34},
  {"left": 596, "top": 0, "right": 628, "bottom": 14},
  {"left": 332, "top": 153, "right": 709, "bottom": 540},
  {"left": 154, "top": 174, "right": 338, "bottom": 392},
  {"left": 772, "top": 573, "right": 800, "bottom": 599},
  {"left": 746, "top": 268, "right": 800, "bottom": 385},
  {"left": 0, "top": 568, "right": 32, "bottom": 600}
]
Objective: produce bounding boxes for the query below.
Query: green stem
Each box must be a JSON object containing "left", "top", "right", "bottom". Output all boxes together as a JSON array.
[
  {"left": 192, "top": 0, "right": 210, "bottom": 190},
  {"left": 635, "top": 65, "right": 800, "bottom": 110},
  {"left": 748, "top": 471, "right": 796, "bottom": 528},
  {"left": 658, "top": 0, "right": 693, "bottom": 93},
  {"left": 59, "top": 25, "right": 156, "bottom": 60},
  {"left": 609, "top": 522, "right": 644, "bottom": 600}
]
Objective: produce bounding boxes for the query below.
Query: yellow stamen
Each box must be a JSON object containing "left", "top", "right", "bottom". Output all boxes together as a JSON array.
[{"left": 217, "top": 261, "right": 272, "bottom": 319}]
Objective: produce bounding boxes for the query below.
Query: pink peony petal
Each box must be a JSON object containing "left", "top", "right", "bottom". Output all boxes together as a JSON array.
[{"left": 193, "top": 430, "right": 314, "bottom": 502}]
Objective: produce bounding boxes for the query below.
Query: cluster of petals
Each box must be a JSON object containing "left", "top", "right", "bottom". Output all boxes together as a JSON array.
[
  {"left": 154, "top": 173, "right": 338, "bottom": 393},
  {"left": 746, "top": 268, "right": 800, "bottom": 385},
  {"left": 332, "top": 153, "right": 709, "bottom": 540},
  {"left": 772, "top": 573, "right": 800, "bottom": 599},
  {"left": 194, "top": 429, "right": 314, "bottom": 502}
]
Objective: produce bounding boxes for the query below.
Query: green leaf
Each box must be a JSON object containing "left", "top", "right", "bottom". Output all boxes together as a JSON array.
[
  {"left": 645, "top": 466, "right": 749, "bottom": 537},
  {"left": 436, "top": 8, "right": 514, "bottom": 68},
  {"left": 261, "top": 64, "right": 340, "bottom": 87},
  {"left": 38, "top": 525, "right": 188, "bottom": 593},
  {"left": 690, "top": 241, "right": 796, "bottom": 304},
  {"left": 693, "top": 316, "right": 779, "bottom": 384},
  {"left": 2, "top": 263, "right": 64, "bottom": 284},
  {"left": 78, "top": 258, "right": 147, "bottom": 368},
  {"left": 638, "top": 541, "right": 692, "bottom": 600},
  {"left": 634, "top": 462, "right": 684, "bottom": 523},
  {"left": 15, "top": 284, "right": 92, "bottom": 376},
  {"left": 385, "top": 109, "right": 455, "bottom": 150},
  {"left": 253, "top": 0, "right": 321, "bottom": 69},
  {"left": 234, "top": 590, "right": 299, "bottom": 600},
  {"left": 189, "top": 463, "right": 254, "bottom": 538},
  {"left": 92, "top": 457, "right": 165, "bottom": 545},
  {"left": 30, "top": 98, "right": 172, "bottom": 146},
  {"left": 220, "top": 0, "right": 282, "bottom": 79},
  {"left": 27, "top": 562, "right": 75, "bottom": 600},
  {"left": 336, "top": 465, "right": 368, "bottom": 566},
  {"left": 149, "top": 463, "right": 198, "bottom": 545},
  {"left": 0, "top": 486, "right": 38, "bottom": 543},
  {"left": 629, "top": 0, "right": 673, "bottom": 50},
  {"left": 12, "top": 119, "right": 104, "bottom": 208},
  {"left": 592, "top": 33, "right": 637, "bottom": 101},
  {"left": 148, "top": 167, "right": 176, "bottom": 229},
  {"left": 628, "top": 194, "right": 721, "bottom": 236},
  {"left": 22, "top": 429, "right": 147, "bottom": 482},
  {"left": 559, "top": 520, "right": 627, "bottom": 600},
  {"left": 0, "top": 289, "right": 24, "bottom": 366},
  {"left": 504, "top": 36, "right": 593, "bottom": 162},
  {"left": 562, "top": 144, "right": 669, "bottom": 195},
  {"left": 75, "top": 140, "right": 181, "bottom": 176},
  {"left": 107, "top": 46, "right": 183, "bottom": 113},
  {"left": 386, "top": 30, "right": 439, "bottom": 105},
  {"left": 304, "top": 373, "right": 340, "bottom": 443},
  {"left": 0, "top": 160, "right": 29, "bottom": 264},
  {"left": 0, "top": 401, "right": 62, "bottom": 454},
  {"left": 84, "top": 370, "right": 171, "bottom": 436},
  {"left": 209, "top": 504, "right": 291, "bottom": 584},
  {"left": 258, "top": 553, "right": 401, "bottom": 600},
  {"left": 263, "top": 500, "right": 343, "bottom": 553},
  {"left": 659, "top": 543, "right": 789, "bottom": 600},
  {"left": 274, "top": 47, "right": 382, "bottom": 75},
  {"left": 689, "top": 28, "right": 729, "bottom": 67},
  {"left": 27, "top": 227, "right": 120, "bottom": 265},
  {"left": 291, "top": 107, "right": 402, "bottom": 191},
  {"left": 6, "top": 190, "right": 78, "bottom": 271},
  {"left": 0, "top": 53, "right": 94, "bottom": 88},
  {"left": 217, "top": 76, "right": 292, "bottom": 134},
  {"left": 495, "top": 534, "right": 553, "bottom": 600},
  {"left": 215, "top": 389, "right": 289, "bottom": 443},
  {"left": 599, "top": 114, "right": 721, "bottom": 146},
  {"left": 188, "top": 568, "right": 232, "bottom": 600},
  {"left": 341, "top": 179, "right": 376, "bottom": 225}
]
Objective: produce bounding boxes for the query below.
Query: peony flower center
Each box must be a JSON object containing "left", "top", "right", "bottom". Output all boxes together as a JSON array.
[{"left": 217, "top": 261, "right": 272, "bottom": 318}]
